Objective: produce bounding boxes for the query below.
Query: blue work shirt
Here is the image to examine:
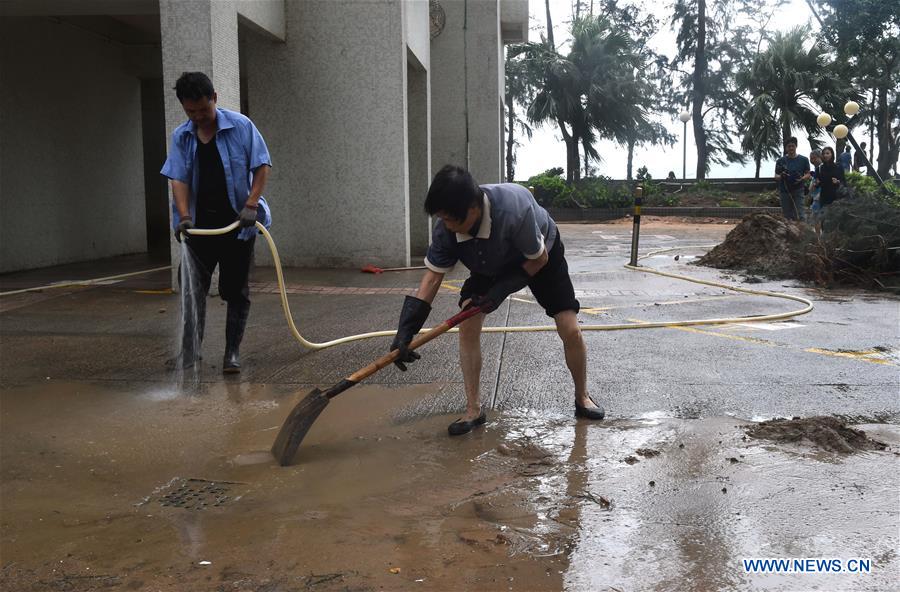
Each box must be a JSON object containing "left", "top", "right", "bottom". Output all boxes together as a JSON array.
[
  {"left": 161, "top": 107, "right": 272, "bottom": 241},
  {"left": 425, "top": 183, "right": 557, "bottom": 276},
  {"left": 838, "top": 151, "right": 852, "bottom": 171},
  {"left": 775, "top": 154, "right": 810, "bottom": 191}
]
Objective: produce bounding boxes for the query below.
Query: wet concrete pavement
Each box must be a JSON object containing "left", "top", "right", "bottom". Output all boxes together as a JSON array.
[{"left": 1, "top": 220, "right": 898, "bottom": 591}]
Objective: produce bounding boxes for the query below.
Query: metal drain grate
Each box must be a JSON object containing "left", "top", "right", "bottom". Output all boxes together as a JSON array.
[{"left": 156, "top": 478, "right": 236, "bottom": 510}]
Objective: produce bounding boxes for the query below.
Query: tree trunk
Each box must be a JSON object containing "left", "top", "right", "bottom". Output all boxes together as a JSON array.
[
  {"left": 545, "top": 0, "right": 555, "bottom": 49},
  {"left": 754, "top": 154, "right": 761, "bottom": 179},
  {"left": 583, "top": 140, "right": 591, "bottom": 178},
  {"left": 505, "top": 90, "right": 516, "bottom": 182},
  {"left": 869, "top": 87, "right": 876, "bottom": 164},
  {"left": 556, "top": 116, "right": 576, "bottom": 183},
  {"left": 781, "top": 120, "right": 791, "bottom": 149},
  {"left": 626, "top": 136, "right": 635, "bottom": 181},
  {"left": 692, "top": 0, "right": 708, "bottom": 180},
  {"left": 570, "top": 137, "right": 581, "bottom": 182},
  {"left": 875, "top": 84, "right": 897, "bottom": 179}
]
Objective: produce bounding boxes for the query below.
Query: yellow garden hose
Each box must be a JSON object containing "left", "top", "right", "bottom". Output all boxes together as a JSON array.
[
  {"left": 190, "top": 222, "right": 813, "bottom": 349},
  {"left": 1, "top": 223, "right": 811, "bottom": 342}
]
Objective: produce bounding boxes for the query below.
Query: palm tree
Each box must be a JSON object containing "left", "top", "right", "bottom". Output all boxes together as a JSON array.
[
  {"left": 511, "top": 38, "right": 581, "bottom": 182},
  {"left": 739, "top": 27, "right": 846, "bottom": 148},
  {"left": 504, "top": 51, "right": 535, "bottom": 182},
  {"left": 517, "top": 16, "right": 641, "bottom": 182},
  {"left": 569, "top": 16, "right": 637, "bottom": 179},
  {"left": 740, "top": 94, "right": 783, "bottom": 177}
]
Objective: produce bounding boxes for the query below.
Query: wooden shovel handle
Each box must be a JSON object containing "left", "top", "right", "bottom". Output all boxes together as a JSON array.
[{"left": 346, "top": 306, "right": 482, "bottom": 383}]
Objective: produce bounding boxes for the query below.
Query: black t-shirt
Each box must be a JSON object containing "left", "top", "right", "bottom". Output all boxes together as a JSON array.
[
  {"left": 195, "top": 138, "right": 235, "bottom": 229},
  {"left": 818, "top": 162, "right": 846, "bottom": 206}
]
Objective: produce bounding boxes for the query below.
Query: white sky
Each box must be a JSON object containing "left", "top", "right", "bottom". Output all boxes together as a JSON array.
[{"left": 512, "top": 0, "right": 843, "bottom": 180}]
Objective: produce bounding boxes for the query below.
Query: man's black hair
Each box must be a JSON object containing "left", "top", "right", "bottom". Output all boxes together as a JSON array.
[
  {"left": 785, "top": 136, "right": 798, "bottom": 147},
  {"left": 175, "top": 72, "right": 215, "bottom": 103},
  {"left": 845, "top": 145, "right": 851, "bottom": 152},
  {"left": 424, "top": 165, "right": 482, "bottom": 221}
]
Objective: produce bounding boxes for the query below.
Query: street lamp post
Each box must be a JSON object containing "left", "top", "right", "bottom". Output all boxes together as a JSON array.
[
  {"left": 817, "top": 101, "right": 887, "bottom": 190},
  {"left": 679, "top": 111, "right": 691, "bottom": 183}
]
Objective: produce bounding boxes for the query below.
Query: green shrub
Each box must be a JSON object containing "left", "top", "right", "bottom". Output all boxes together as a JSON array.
[
  {"left": 718, "top": 199, "right": 742, "bottom": 207},
  {"left": 754, "top": 192, "right": 780, "bottom": 207},
  {"left": 843, "top": 172, "right": 900, "bottom": 208},
  {"left": 844, "top": 171, "right": 878, "bottom": 196},
  {"left": 539, "top": 167, "right": 564, "bottom": 178},
  {"left": 526, "top": 169, "right": 569, "bottom": 207},
  {"left": 693, "top": 179, "right": 714, "bottom": 192},
  {"left": 644, "top": 193, "right": 681, "bottom": 206},
  {"left": 634, "top": 167, "right": 662, "bottom": 197}
]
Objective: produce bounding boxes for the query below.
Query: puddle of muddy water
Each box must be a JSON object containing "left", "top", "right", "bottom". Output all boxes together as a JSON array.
[{"left": 1, "top": 382, "right": 898, "bottom": 591}]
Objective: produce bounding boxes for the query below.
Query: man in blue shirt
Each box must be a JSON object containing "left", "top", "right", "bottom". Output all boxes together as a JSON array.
[
  {"left": 161, "top": 72, "right": 273, "bottom": 373},
  {"left": 390, "top": 165, "right": 605, "bottom": 435},
  {"left": 838, "top": 145, "right": 852, "bottom": 173},
  {"left": 774, "top": 137, "right": 810, "bottom": 221}
]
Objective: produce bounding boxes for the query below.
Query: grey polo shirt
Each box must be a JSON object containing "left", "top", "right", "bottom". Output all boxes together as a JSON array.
[{"left": 424, "top": 183, "right": 558, "bottom": 277}]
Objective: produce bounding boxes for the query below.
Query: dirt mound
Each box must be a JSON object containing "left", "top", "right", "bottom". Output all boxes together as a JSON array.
[
  {"left": 697, "top": 213, "right": 815, "bottom": 277},
  {"left": 697, "top": 199, "right": 900, "bottom": 290},
  {"left": 746, "top": 416, "right": 886, "bottom": 453}
]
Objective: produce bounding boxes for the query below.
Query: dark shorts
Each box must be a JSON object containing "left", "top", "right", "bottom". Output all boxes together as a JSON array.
[{"left": 459, "top": 235, "right": 579, "bottom": 318}]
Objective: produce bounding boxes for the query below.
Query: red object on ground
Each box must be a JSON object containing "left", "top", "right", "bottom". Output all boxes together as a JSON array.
[{"left": 360, "top": 264, "right": 384, "bottom": 274}]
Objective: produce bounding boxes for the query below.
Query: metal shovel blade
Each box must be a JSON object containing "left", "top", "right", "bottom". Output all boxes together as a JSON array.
[{"left": 271, "top": 388, "right": 330, "bottom": 466}]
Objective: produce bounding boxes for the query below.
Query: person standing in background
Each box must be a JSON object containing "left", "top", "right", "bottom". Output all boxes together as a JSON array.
[
  {"left": 774, "top": 137, "right": 810, "bottom": 221},
  {"left": 838, "top": 145, "right": 852, "bottom": 173},
  {"left": 853, "top": 142, "right": 867, "bottom": 173}
]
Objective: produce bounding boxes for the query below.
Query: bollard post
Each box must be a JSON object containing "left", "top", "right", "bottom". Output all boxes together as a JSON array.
[{"left": 629, "top": 186, "right": 643, "bottom": 266}]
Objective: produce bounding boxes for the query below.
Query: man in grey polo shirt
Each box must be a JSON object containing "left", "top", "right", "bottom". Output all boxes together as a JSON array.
[{"left": 390, "top": 165, "right": 605, "bottom": 435}]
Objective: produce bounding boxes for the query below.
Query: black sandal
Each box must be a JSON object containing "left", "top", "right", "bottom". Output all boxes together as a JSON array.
[{"left": 448, "top": 410, "right": 486, "bottom": 436}]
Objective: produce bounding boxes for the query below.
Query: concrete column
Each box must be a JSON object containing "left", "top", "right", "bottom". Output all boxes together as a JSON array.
[
  {"left": 431, "top": 0, "right": 503, "bottom": 184},
  {"left": 159, "top": 0, "right": 240, "bottom": 283},
  {"left": 465, "top": 0, "right": 503, "bottom": 184},
  {"left": 407, "top": 54, "right": 431, "bottom": 257},
  {"left": 244, "top": 0, "right": 411, "bottom": 268}
]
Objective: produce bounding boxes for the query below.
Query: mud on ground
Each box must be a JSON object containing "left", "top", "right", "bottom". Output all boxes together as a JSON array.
[
  {"left": 2, "top": 382, "right": 899, "bottom": 591},
  {"left": 746, "top": 416, "right": 888, "bottom": 453}
]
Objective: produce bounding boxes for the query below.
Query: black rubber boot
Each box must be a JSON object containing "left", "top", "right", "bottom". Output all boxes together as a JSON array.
[{"left": 223, "top": 302, "right": 249, "bottom": 374}]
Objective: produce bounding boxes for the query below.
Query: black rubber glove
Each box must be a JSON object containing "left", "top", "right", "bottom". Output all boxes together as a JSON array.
[
  {"left": 175, "top": 217, "right": 194, "bottom": 243},
  {"left": 470, "top": 268, "right": 531, "bottom": 314},
  {"left": 391, "top": 295, "right": 432, "bottom": 371},
  {"left": 239, "top": 204, "right": 259, "bottom": 228}
]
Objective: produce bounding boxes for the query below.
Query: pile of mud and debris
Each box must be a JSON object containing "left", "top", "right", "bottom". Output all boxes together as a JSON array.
[
  {"left": 697, "top": 212, "right": 815, "bottom": 278},
  {"left": 746, "top": 416, "right": 887, "bottom": 454},
  {"left": 698, "top": 197, "right": 900, "bottom": 291}
]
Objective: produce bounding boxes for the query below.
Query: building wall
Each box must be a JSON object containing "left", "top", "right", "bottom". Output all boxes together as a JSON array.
[
  {"left": 236, "top": 0, "right": 285, "bottom": 40},
  {"left": 465, "top": 0, "right": 503, "bottom": 184},
  {"left": 0, "top": 17, "right": 146, "bottom": 273},
  {"left": 430, "top": 0, "right": 504, "bottom": 185},
  {"left": 407, "top": 55, "right": 431, "bottom": 256},
  {"left": 405, "top": 0, "right": 429, "bottom": 70},
  {"left": 430, "top": 0, "right": 468, "bottom": 175},
  {"left": 244, "top": 0, "right": 412, "bottom": 268}
]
